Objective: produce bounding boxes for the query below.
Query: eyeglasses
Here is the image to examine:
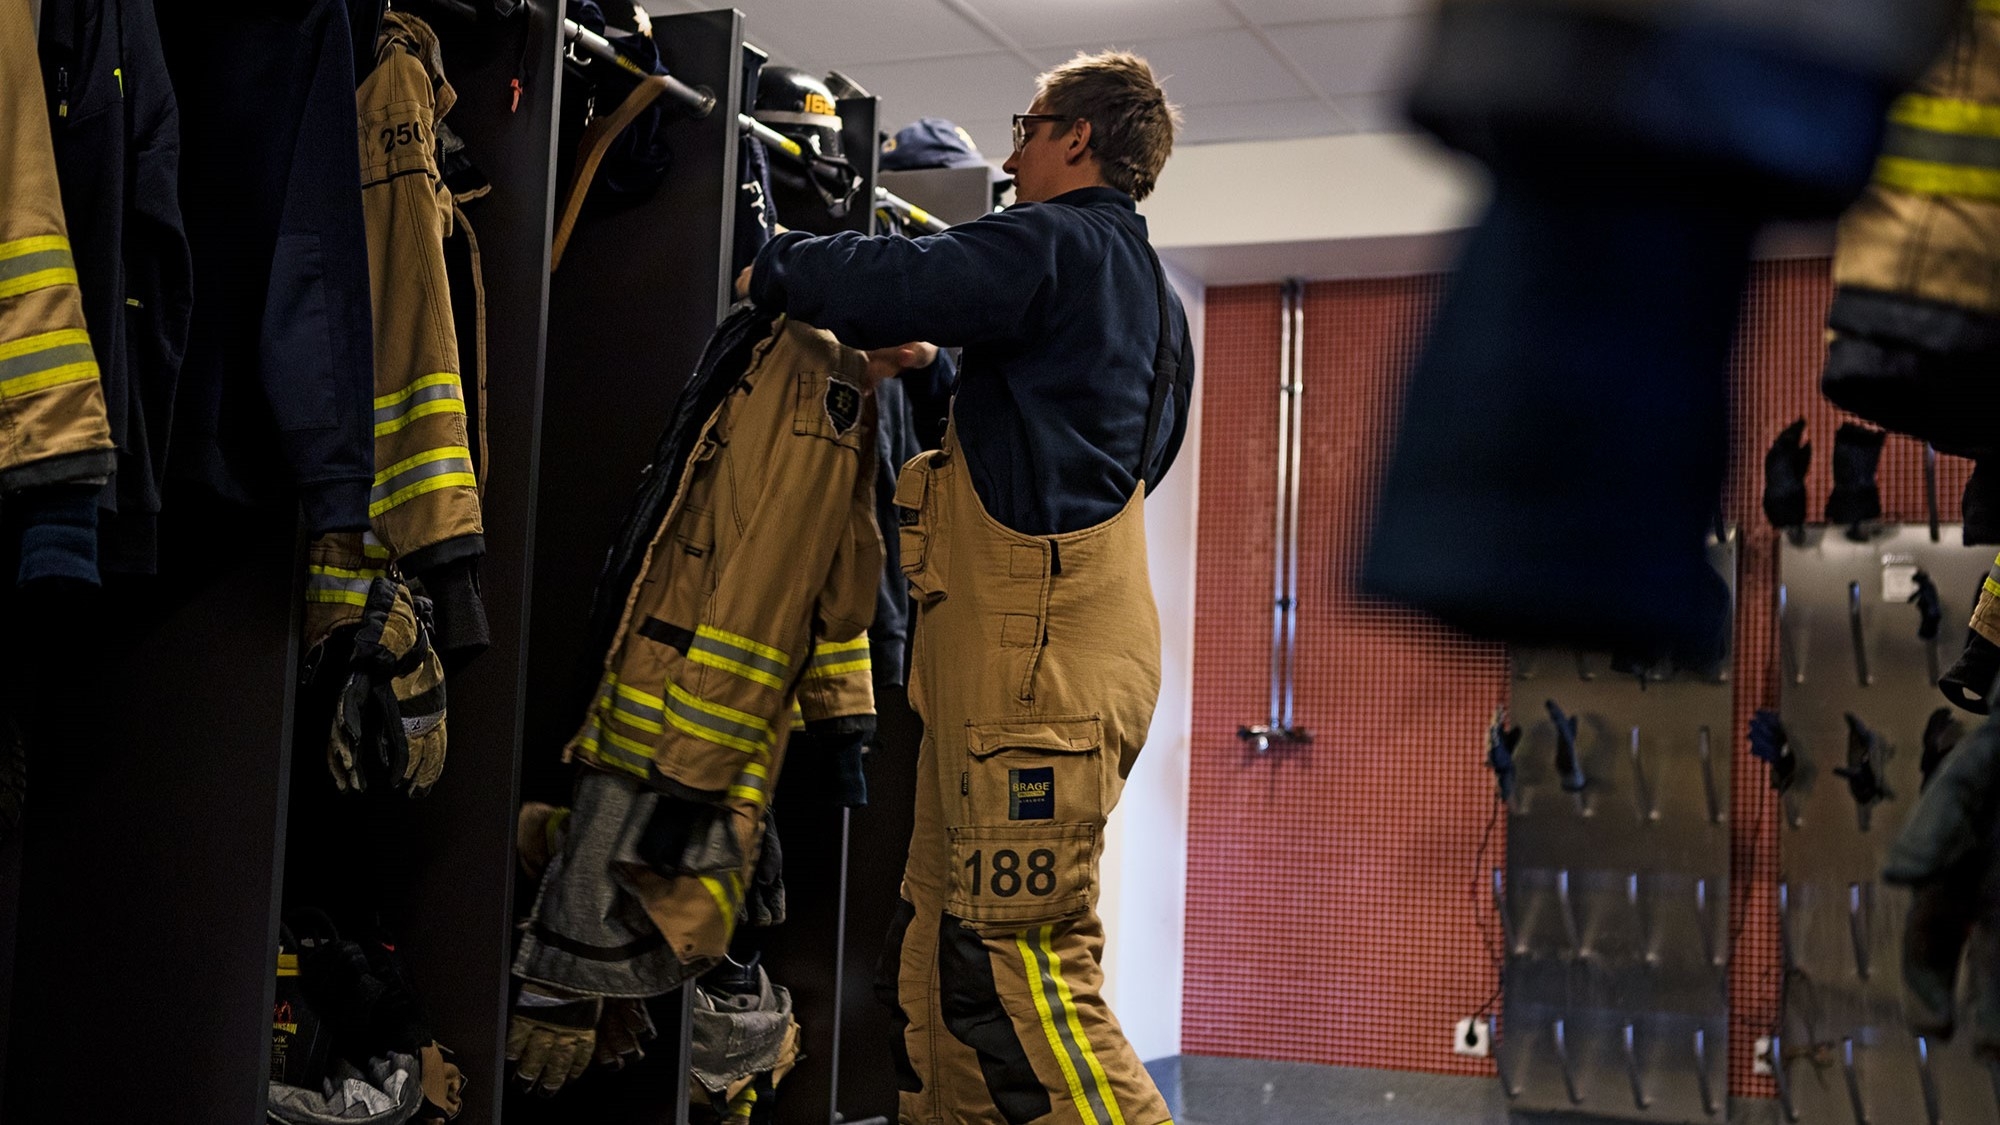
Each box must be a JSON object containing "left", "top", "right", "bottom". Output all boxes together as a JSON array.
[{"left": 1011, "top": 113, "right": 1074, "bottom": 152}]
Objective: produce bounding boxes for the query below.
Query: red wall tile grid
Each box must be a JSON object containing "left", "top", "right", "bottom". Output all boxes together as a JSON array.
[{"left": 1182, "top": 261, "right": 1971, "bottom": 1098}]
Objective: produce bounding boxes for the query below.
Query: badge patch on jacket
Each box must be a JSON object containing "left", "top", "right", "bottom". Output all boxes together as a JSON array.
[
  {"left": 1009, "top": 768, "right": 1054, "bottom": 820},
  {"left": 824, "top": 378, "right": 861, "bottom": 437}
]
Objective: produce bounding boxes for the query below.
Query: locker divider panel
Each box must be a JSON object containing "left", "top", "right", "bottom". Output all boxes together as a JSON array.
[{"left": 509, "top": 7, "right": 742, "bottom": 1123}]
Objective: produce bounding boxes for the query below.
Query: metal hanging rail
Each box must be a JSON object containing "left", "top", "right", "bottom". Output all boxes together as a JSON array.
[
  {"left": 738, "top": 114, "right": 949, "bottom": 233},
  {"left": 561, "top": 18, "right": 716, "bottom": 117},
  {"left": 1240, "top": 279, "right": 1312, "bottom": 752}
]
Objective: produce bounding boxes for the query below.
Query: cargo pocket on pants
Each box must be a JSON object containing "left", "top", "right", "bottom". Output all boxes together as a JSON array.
[
  {"left": 948, "top": 717, "right": 1104, "bottom": 929},
  {"left": 894, "top": 450, "right": 947, "bottom": 605}
]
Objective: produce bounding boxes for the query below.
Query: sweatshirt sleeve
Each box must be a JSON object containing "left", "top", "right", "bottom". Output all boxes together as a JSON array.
[
  {"left": 749, "top": 208, "right": 1060, "bottom": 350},
  {"left": 258, "top": 1, "right": 374, "bottom": 534}
]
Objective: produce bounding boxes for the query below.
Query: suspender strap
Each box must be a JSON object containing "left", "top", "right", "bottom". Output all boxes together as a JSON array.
[{"left": 1136, "top": 241, "right": 1180, "bottom": 487}]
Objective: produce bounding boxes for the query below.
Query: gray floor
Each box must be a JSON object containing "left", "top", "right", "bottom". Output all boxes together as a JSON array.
[{"left": 1149, "top": 1056, "right": 1786, "bottom": 1125}]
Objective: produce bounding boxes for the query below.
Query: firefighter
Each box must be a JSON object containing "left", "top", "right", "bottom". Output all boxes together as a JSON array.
[{"left": 738, "top": 50, "right": 1191, "bottom": 1125}]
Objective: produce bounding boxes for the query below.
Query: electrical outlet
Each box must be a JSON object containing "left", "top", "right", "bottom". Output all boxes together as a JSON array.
[
  {"left": 1454, "top": 1017, "right": 1490, "bottom": 1058},
  {"left": 1753, "top": 1035, "right": 1774, "bottom": 1076}
]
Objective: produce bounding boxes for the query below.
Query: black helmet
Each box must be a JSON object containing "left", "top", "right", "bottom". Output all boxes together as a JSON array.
[{"left": 753, "top": 66, "right": 845, "bottom": 160}]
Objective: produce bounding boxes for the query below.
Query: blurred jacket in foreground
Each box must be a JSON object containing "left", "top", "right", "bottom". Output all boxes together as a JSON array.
[{"left": 1363, "top": 0, "right": 1967, "bottom": 661}]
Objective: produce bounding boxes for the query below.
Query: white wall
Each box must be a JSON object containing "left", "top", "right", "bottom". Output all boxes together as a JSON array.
[
  {"left": 1147, "top": 133, "right": 1486, "bottom": 285},
  {"left": 1097, "top": 262, "right": 1203, "bottom": 1064}
]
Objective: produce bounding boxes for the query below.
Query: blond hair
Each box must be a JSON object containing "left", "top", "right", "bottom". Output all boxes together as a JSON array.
[{"left": 1034, "top": 51, "right": 1180, "bottom": 201}]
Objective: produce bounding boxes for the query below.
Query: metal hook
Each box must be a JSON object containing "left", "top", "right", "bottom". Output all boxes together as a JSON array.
[
  {"left": 1554, "top": 1018, "right": 1583, "bottom": 1106},
  {"left": 1493, "top": 1020, "right": 1520, "bottom": 1099},
  {"left": 1494, "top": 868, "right": 1519, "bottom": 956},
  {"left": 1770, "top": 1033, "right": 1799, "bottom": 1123},
  {"left": 1778, "top": 582, "right": 1808, "bottom": 686},
  {"left": 1628, "top": 873, "right": 1655, "bottom": 964},
  {"left": 1630, "top": 726, "right": 1658, "bottom": 823},
  {"left": 1842, "top": 1037, "right": 1871, "bottom": 1125},
  {"left": 1779, "top": 882, "right": 1795, "bottom": 974},
  {"left": 1696, "top": 878, "right": 1722, "bottom": 968},
  {"left": 1623, "top": 1023, "right": 1650, "bottom": 1109},
  {"left": 1694, "top": 1028, "right": 1717, "bottom": 1117},
  {"left": 1849, "top": 883, "right": 1872, "bottom": 980},
  {"left": 1698, "top": 725, "right": 1723, "bottom": 825},
  {"left": 1917, "top": 1036, "right": 1944, "bottom": 1125},
  {"left": 1557, "top": 868, "right": 1583, "bottom": 957},
  {"left": 1850, "top": 581, "right": 1873, "bottom": 687}
]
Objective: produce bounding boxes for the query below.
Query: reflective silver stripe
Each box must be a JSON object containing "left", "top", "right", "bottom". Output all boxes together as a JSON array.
[
  {"left": 305, "top": 572, "right": 376, "bottom": 602},
  {"left": 0, "top": 248, "right": 74, "bottom": 285},
  {"left": 690, "top": 630, "right": 790, "bottom": 685},
  {"left": 371, "top": 454, "right": 476, "bottom": 506},
  {"left": 374, "top": 376, "right": 464, "bottom": 429},
  {"left": 664, "top": 688, "right": 772, "bottom": 751},
  {"left": 0, "top": 338, "right": 94, "bottom": 385},
  {"left": 1026, "top": 929, "right": 1117, "bottom": 1125}
]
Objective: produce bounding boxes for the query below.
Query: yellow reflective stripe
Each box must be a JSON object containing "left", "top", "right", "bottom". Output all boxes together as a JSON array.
[
  {"left": 699, "top": 875, "right": 738, "bottom": 936},
  {"left": 1041, "top": 928, "right": 1126, "bottom": 1125},
  {"left": 743, "top": 762, "right": 769, "bottom": 779},
  {"left": 1875, "top": 156, "right": 2000, "bottom": 202},
  {"left": 375, "top": 397, "right": 464, "bottom": 437},
  {"left": 807, "top": 657, "right": 870, "bottom": 678},
  {"left": 729, "top": 784, "right": 764, "bottom": 803},
  {"left": 1018, "top": 928, "right": 1098, "bottom": 1123},
  {"left": 696, "top": 624, "right": 788, "bottom": 666},
  {"left": 688, "top": 649, "right": 787, "bottom": 690},
  {"left": 305, "top": 590, "right": 371, "bottom": 606},
  {"left": 374, "top": 371, "right": 461, "bottom": 409},
  {"left": 1985, "top": 576, "right": 2000, "bottom": 600},
  {"left": 1890, "top": 95, "right": 2000, "bottom": 139},
  {"left": 816, "top": 636, "right": 870, "bottom": 654},
  {"left": 309, "top": 564, "right": 382, "bottom": 580},
  {"left": 0, "top": 328, "right": 98, "bottom": 397},
  {"left": 599, "top": 723, "right": 658, "bottom": 762},
  {"left": 0, "top": 236, "right": 69, "bottom": 261},
  {"left": 664, "top": 682, "right": 771, "bottom": 755},
  {"left": 611, "top": 682, "right": 667, "bottom": 734},
  {"left": 0, "top": 268, "right": 79, "bottom": 300}
]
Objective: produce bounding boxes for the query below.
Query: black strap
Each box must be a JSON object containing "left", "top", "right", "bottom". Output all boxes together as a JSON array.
[{"left": 1136, "top": 240, "right": 1180, "bottom": 487}]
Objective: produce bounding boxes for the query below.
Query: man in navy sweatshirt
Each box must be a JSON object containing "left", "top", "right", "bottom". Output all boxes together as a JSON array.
[{"left": 742, "top": 51, "right": 1190, "bottom": 1125}]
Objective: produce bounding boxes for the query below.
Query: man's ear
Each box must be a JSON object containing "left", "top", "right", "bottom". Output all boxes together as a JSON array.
[{"left": 1064, "top": 118, "right": 1094, "bottom": 167}]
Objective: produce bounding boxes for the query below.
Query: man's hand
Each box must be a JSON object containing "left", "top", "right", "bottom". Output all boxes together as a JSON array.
[
  {"left": 863, "top": 342, "right": 938, "bottom": 384},
  {"left": 734, "top": 265, "right": 754, "bottom": 302}
]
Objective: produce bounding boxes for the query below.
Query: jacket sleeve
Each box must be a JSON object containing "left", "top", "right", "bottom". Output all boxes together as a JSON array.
[
  {"left": 260, "top": 0, "right": 374, "bottom": 535},
  {"left": 356, "top": 20, "right": 487, "bottom": 660},
  {"left": 0, "top": 0, "right": 114, "bottom": 497},
  {"left": 797, "top": 440, "right": 882, "bottom": 732},
  {"left": 749, "top": 209, "right": 1062, "bottom": 350}
]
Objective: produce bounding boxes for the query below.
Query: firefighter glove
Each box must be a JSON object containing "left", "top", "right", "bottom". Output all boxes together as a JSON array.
[
  {"left": 1750, "top": 709, "right": 1796, "bottom": 793},
  {"left": 1487, "top": 707, "right": 1520, "bottom": 801},
  {"left": 592, "top": 997, "right": 657, "bottom": 1071},
  {"left": 1763, "top": 418, "right": 1810, "bottom": 529},
  {"left": 1944, "top": 630, "right": 2000, "bottom": 715},
  {"left": 1912, "top": 570, "right": 1943, "bottom": 641},
  {"left": 1826, "top": 423, "right": 1887, "bottom": 532},
  {"left": 749, "top": 812, "right": 785, "bottom": 928},
  {"left": 416, "top": 1042, "right": 464, "bottom": 1122},
  {"left": 1546, "top": 699, "right": 1585, "bottom": 793},
  {"left": 1924, "top": 707, "right": 1964, "bottom": 791},
  {"left": 507, "top": 981, "right": 601, "bottom": 1095},
  {"left": 329, "top": 576, "right": 449, "bottom": 797},
  {"left": 1884, "top": 715, "right": 2000, "bottom": 1055},
  {"left": 1836, "top": 712, "right": 1892, "bottom": 808}
]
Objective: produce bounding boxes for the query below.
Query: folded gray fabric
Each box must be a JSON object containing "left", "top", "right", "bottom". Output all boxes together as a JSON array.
[
  {"left": 266, "top": 1052, "right": 421, "bottom": 1125},
  {"left": 690, "top": 962, "right": 793, "bottom": 1093}
]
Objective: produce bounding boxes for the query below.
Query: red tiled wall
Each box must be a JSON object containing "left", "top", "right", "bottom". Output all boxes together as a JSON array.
[{"left": 1182, "top": 261, "right": 1971, "bottom": 1095}]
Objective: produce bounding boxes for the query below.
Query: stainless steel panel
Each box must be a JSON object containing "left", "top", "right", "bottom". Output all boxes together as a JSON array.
[
  {"left": 1501, "top": 535, "right": 1737, "bottom": 1122},
  {"left": 1778, "top": 524, "right": 2000, "bottom": 1125}
]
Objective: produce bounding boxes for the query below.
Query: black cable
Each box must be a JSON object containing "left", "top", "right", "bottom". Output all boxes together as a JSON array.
[{"left": 1469, "top": 794, "right": 1505, "bottom": 1018}]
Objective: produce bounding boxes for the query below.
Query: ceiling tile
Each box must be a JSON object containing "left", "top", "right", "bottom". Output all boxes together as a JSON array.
[
  {"left": 1035, "top": 29, "right": 1308, "bottom": 106},
  {"left": 1226, "top": 0, "right": 1422, "bottom": 22},
  {"left": 1272, "top": 16, "right": 1424, "bottom": 97},
  {"left": 960, "top": 0, "right": 1241, "bottom": 51},
  {"left": 829, "top": 51, "right": 1043, "bottom": 132},
  {"left": 1330, "top": 92, "right": 1411, "bottom": 134},
  {"left": 1175, "top": 97, "right": 1350, "bottom": 146},
  {"left": 725, "top": 0, "right": 999, "bottom": 66}
]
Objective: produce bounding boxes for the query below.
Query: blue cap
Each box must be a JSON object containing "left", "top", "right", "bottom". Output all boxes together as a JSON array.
[{"left": 881, "top": 117, "right": 1011, "bottom": 183}]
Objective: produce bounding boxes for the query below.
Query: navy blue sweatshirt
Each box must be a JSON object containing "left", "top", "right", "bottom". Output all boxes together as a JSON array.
[{"left": 751, "top": 186, "right": 1192, "bottom": 536}]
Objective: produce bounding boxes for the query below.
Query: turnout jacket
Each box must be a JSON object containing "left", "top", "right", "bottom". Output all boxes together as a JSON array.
[
  {"left": 306, "top": 11, "right": 486, "bottom": 657},
  {"left": 1, "top": 0, "right": 115, "bottom": 498},
  {"left": 569, "top": 312, "right": 880, "bottom": 798}
]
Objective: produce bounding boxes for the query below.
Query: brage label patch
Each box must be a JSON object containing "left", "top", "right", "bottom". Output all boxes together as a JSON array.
[{"left": 1009, "top": 767, "right": 1054, "bottom": 820}]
